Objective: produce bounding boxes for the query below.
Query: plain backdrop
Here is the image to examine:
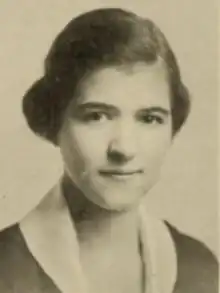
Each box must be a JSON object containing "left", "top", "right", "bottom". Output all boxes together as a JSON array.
[{"left": 0, "top": 0, "right": 218, "bottom": 255}]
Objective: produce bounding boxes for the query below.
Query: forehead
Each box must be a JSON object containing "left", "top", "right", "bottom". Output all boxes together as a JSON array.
[{"left": 77, "top": 61, "right": 170, "bottom": 110}]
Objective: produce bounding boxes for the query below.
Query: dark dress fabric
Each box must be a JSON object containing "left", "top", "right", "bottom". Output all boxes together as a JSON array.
[{"left": 0, "top": 222, "right": 218, "bottom": 293}]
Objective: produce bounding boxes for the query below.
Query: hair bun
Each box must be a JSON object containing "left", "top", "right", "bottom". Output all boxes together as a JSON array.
[{"left": 22, "top": 76, "right": 54, "bottom": 142}]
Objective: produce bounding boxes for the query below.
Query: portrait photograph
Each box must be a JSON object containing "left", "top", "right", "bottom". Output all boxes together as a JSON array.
[{"left": 0, "top": 1, "right": 218, "bottom": 293}]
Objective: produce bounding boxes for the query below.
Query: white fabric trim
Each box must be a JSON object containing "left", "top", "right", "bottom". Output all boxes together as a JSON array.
[
  {"left": 139, "top": 206, "right": 177, "bottom": 293},
  {"left": 20, "top": 182, "right": 89, "bottom": 293},
  {"left": 19, "top": 183, "right": 177, "bottom": 293}
]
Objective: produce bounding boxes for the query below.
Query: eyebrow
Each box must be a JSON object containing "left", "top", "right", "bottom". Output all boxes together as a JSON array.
[
  {"left": 75, "top": 102, "right": 171, "bottom": 116},
  {"left": 75, "top": 102, "right": 117, "bottom": 112},
  {"left": 137, "top": 107, "right": 171, "bottom": 116}
]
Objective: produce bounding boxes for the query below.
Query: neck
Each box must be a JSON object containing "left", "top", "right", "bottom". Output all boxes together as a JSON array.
[{"left": 61, "top": 174, "right": 140, "bottom": 245}]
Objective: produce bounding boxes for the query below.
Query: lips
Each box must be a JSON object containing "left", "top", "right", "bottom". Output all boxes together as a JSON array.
[{"left": 99, "top": 169, "right": 143, "bottom": 178}]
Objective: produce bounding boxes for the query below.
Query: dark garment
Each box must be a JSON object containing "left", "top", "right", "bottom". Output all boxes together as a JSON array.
[
  {"left": 0, "top": 223, "right": 218, "bottom": 293},
  {"left": 166, "top": 222, "right": 218, "bottom": 293}
]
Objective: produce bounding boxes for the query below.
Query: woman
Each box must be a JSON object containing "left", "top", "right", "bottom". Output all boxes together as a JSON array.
[{"left": 0, "top": 7, "right": 218, "bottom": 293}]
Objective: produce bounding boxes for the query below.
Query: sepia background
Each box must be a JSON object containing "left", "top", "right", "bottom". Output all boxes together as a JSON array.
[{"left": 0, "top": 0, "right": 218, "bottom": 255}]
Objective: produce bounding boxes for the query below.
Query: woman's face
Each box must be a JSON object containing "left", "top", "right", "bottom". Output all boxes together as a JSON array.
[{"left": 58, "top": 62, "right": 172, "bottom": 211}]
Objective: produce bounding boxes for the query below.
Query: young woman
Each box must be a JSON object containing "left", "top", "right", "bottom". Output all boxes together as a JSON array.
[{"left": 0, "top": 8, "right": 217, "bottom": 293}]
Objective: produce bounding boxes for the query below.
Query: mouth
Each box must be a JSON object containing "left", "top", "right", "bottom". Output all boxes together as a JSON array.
[{"left": 99, "top": 169, "right": 143, "bottom": 180}]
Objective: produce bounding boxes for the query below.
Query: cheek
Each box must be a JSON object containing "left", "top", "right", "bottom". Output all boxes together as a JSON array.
[
  {"left": 140, "top": 130, "right": 172, "bottom": 169},
  {"left": 60, "top": 124, "right": 107, "bottom": 175}
]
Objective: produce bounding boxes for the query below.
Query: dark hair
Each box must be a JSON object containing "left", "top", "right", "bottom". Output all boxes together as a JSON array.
[{"left": 22, "top": 8, "right": 190, "bottom": 145}]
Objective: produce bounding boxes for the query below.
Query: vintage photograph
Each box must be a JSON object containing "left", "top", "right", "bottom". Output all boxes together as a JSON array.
[{"left": 0, "top": 1, "right": 218, "bottom": 293}]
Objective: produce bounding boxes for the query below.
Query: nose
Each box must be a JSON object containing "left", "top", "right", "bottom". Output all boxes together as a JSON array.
[{"left": 107, "top": 122, "right": 137, "bottom": 163}]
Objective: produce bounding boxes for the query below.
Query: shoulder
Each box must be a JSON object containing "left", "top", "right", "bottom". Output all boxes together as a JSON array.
[
  {"left": 0, "top": 224, "right": 23, "bottom": 255},
  {"left": 165, "top": 222, "right": 218, "bottom": 293},
  {"left": 0, "top": 225, "right": 28, "bottom": 291},
  {"left": 0, "top": 224, "right": 32, "bottom": 273},
  {"left": 0, "top": 225, "right": 36, "bottom": 281},
  {"left": 0, "top": 224, "right": 60, "bottom": 293}
]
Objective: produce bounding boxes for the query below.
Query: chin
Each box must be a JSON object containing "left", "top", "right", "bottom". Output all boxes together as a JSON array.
[
  {"left": 87, "top": 191, "right": 143, "bottom": 212},
  {"left": 81, "top": 178, "right": 151, "bottom": 212}
]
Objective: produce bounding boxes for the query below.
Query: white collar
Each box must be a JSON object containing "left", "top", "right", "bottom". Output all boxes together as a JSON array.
[{"left": 19, "top": 182, "right": 177, "bottom": 293}]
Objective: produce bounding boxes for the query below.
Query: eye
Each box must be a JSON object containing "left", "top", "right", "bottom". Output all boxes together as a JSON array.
[
  {"left": 82, "top": 111, "right": 109, "bottom": 123},
  {"left": 140, "top": 114, "right": 164, "bottom": 125}
]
